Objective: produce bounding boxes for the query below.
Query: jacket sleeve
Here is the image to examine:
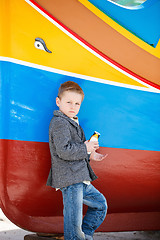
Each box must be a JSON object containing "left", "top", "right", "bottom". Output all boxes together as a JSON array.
[
  {"left": 79, "top": 125, "right": 91, "bottom": 161},
  {"left": 79, "top": 125, "right": 86, "bottom": 142},
  {"left": 50, "top": 118, "right": 88, "bottom": 161}
]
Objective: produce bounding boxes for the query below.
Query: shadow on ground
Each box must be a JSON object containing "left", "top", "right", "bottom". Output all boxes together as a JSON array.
[{"left": 0, "top": 229, "right": 160, "bottom": 240}]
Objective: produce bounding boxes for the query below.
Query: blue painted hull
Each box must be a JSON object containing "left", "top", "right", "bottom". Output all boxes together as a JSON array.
[{"left": 1, "top": 60, "right": 160, "bottom": 151}]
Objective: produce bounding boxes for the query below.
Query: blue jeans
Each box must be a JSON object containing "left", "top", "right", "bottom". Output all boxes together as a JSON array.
[{"left": 60, "top": 183, "right": 107, "bottom": 240}]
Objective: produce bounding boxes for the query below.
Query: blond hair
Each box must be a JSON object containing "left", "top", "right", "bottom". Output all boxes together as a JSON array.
[{"left": 58, "top": 81, "right": 84, "bottom": 100}]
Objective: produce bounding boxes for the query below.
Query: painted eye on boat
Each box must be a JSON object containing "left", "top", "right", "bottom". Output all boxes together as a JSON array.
[{"left": 34, "top": 38, "right": 52, "bottom": 53}]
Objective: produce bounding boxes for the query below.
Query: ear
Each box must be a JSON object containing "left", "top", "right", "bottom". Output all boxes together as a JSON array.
[{"left": 56, "top": 97, "right": 60, "bottom": 107}]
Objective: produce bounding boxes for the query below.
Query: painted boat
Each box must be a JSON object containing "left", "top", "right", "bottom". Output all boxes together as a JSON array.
[{"left": 0, "top": 0, "right": 160, "bottom": 233}]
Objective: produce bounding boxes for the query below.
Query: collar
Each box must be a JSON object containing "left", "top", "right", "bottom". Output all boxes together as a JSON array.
[
  {"left": 53, "top": 110, "right": 79, "bottom": 128},
  {"left": 70, "top": 116, "right": 79, "bottom": 125}
]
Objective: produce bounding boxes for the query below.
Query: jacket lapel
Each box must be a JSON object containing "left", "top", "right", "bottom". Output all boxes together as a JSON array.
[{"left": 53, "top": 110, "right": 84, "bottom": 140}]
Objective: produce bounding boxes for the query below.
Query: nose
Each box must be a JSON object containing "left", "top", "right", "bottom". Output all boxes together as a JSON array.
[{"left": 70, "top": 103, "right": 74, "bottom": 109}]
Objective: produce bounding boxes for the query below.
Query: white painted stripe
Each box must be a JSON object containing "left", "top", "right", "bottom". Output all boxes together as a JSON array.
[
  {"left": 24, "top": 0, "right": 158, "bottom": 92},
  {"left": 1, "top": 56, "right": 159, "bottom": 93}
]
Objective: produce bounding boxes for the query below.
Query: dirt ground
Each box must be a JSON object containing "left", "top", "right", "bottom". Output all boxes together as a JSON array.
[{"left": 0, "top": 209, "right": 160, "bottom": 240}]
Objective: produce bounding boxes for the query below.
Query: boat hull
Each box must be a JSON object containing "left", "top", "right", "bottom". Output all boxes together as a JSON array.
[
  {"left": 0, "top": 0, "right": 160, "bottom": 233},
  {"left": 0, "top": 139, "right": 160, "bottom": 232}
]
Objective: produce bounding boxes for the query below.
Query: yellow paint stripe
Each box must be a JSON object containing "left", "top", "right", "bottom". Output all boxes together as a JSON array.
[
  {"left": 0, "top": 0, "right": 148, "bottom": 89},
  {"left": 79, "top": 0, "right": 160, "bottom": 58}
]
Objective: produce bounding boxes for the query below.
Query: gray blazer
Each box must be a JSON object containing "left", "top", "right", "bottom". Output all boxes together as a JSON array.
[{"left": 47, "top": 110, "right": 97, "bottom": 188}]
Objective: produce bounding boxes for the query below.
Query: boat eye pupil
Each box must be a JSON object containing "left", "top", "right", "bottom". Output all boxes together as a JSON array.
[{"left": 34, "top": 38, "right": 52, "bottom": 53}]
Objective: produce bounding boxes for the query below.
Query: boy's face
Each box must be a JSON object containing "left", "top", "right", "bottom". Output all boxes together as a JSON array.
[{"left": 56, "top": 91, "right": 83, "bottom": 118}]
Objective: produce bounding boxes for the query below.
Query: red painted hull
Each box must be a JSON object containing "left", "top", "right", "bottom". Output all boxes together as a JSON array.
[{"left": 0, "top": 139, "right": 160, "bottom": 232}]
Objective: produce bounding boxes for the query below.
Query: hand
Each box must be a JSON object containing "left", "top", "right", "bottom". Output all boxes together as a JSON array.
[
  {"left": 84, "top": 140, "right": 99, "bottom": 153},
  {"left": 90, "top": 151, "right": 108, "bottom": 161}
]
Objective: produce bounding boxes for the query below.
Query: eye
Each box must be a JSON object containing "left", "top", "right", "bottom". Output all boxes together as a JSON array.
[
  {"left": 34, "top": 41, "right": 45, "bottom": 51},
  {"left": 34, "top": 38, "right": 52, "bottom": 53}
]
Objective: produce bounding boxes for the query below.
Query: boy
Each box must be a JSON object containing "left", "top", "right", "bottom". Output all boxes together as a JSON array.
[{"left": 47, "top": 81, "right": 107, "bottom": 240}]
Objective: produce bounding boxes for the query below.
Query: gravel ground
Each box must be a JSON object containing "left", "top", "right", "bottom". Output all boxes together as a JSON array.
[{"left": 0, "top": 209, "right": 160, "bottom": 240}]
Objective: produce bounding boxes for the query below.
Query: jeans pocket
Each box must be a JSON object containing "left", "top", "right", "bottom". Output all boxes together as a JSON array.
[{"left": 60, "top": 186, "right": 67, "bottom": 192}]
